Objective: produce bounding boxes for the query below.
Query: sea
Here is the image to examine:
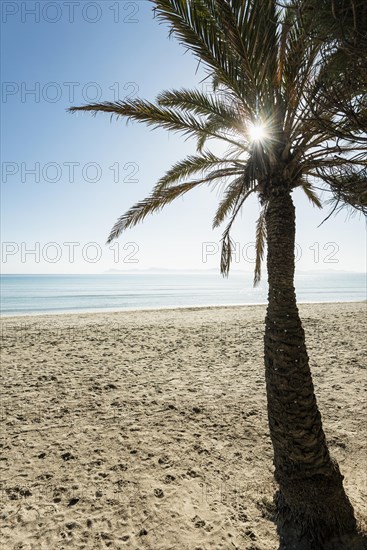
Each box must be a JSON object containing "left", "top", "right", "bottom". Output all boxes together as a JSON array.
[{"left": 0, "top": 272, "right": 365, "bottom": 316}]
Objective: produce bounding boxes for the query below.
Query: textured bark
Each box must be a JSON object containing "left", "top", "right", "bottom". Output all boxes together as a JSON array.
[{"left": 264, "top": 188, "right": 358, "bottom": 549}]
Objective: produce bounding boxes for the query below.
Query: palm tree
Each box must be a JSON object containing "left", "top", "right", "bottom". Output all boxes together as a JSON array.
[
  {"left": 70, "top": 1, "right": 366, "bottom": 547},
  {"left": 306, "top": 0, "right": 367, "bottom": 55},
  {"left": 302, "top": 0, "right": 367, "bottom": 217}
]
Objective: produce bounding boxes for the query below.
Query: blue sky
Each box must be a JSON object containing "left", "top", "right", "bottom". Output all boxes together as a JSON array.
[{"left": 1, "top": 0, "right": 366, "bottom": 274}]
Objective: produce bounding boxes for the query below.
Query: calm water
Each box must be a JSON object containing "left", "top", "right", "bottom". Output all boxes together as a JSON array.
[{"left": 0, "top": 273, "right": 365, "bottom": 316}]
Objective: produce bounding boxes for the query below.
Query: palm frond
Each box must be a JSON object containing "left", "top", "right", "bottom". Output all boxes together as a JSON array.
[
  {"left": 301, "top": 182, "right": 322, "bottom": 208},
  {"left": 69, "top": 99, "right": 207, "bottom": 138},
  {"left": 220, "top": 231, "right": 235, "bottom": 278},
  {"left": 69, "top": 98, "right": 243, "bottom": 151},
  {"left": 254, "top": 204, "right": 268, "bottom": 286},
  {"left": 157, "top": 88, "right": 244, "bottom": 131},
  {"left": 212, "top": 0, "right": 257, "bottom": 102},
  {"left": 107, "top": 180, "right": 201, "bottom": 243},
  {"left": 219, "top": 179, "right": 256, "bottom": 277},
  {"left": 156, "top": 151, "right": 244, "bottom": 190},
  {"left": 319, "top": 166, "right": 367, "bottom": 216},
  {"left": 212, "top": 159, "right": 258, "bottom": 228},
  {"left": 213, "top": 176, "right": 246, "bottom": 228},
  {"left": 153, "top": 0, "right": 249, "bottom": 101},
  {"left": 107, "top": 166, "right": 247, "bottom": 243}
]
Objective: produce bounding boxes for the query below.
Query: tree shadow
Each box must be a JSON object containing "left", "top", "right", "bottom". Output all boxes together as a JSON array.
[
  {"left": 265, "top": 490, "right": 367, "bottom": 550},
  {"left": 277, "top": 525, "right": 367, "bottom": 550}
]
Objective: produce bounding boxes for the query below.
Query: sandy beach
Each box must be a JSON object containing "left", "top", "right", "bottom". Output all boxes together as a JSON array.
[{"left": 1, "top": 302, "right": 366, "bottom": 549}]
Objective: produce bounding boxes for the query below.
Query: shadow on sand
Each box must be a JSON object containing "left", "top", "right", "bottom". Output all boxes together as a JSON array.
[{"left": 264, "top": 491, "right": 367, "bottom": 550}]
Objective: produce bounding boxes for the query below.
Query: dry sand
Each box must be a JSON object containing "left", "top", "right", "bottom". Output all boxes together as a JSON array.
[{"left": 0, "top": 302, "right": 366, "bottom": 549}]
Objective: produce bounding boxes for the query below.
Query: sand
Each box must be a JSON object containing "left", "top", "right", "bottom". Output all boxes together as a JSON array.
[{"left": 0, "top": 302, "right": 366, "bottom": 549}]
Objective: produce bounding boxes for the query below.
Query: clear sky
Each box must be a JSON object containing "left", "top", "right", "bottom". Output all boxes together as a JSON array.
[{"left": 1, "top": 0, "right": 366, "bottom": 274}]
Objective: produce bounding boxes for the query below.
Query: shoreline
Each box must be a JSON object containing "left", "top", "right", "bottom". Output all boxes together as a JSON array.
[{"left": 1, "top": 298, "right": 365, "bottom": 319}]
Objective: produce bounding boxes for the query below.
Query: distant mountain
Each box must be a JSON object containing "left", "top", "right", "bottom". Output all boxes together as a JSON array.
[{"left": 103, "top": 267, "right": 363, "bottom": 275}]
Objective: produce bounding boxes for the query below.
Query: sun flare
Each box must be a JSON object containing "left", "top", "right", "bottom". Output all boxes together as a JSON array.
[{"left": 248, "top": 123, "right": 266, "bottom": 142}]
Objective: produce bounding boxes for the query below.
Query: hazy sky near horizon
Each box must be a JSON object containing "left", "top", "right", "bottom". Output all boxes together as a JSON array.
[{"left": 1, "top": 0, "right": 366, "bottom": 275}]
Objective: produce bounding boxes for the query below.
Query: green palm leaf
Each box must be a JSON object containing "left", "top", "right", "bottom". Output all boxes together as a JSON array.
[
  {"left": 107, "top": 180, "right": 201, "bottom": 243},
  {"left": 157, "top": 88, "right": 244, "bottom": 128},
  {"left": 156, "top": 151, "right": 244, "bottom": 191},
  {"left": 70, "top": 99, "right": 243, "bottom": 151},
  {"left": 153, "top": 0, "right": 248, "bottom": 100},
  {"left": 107, "top": 166, "right": 248, "bottom": 243}
]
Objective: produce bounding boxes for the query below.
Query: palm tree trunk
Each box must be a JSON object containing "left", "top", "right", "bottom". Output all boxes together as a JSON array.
[{"left": 264, "top": 189, "right": 357, "bottom": 549}]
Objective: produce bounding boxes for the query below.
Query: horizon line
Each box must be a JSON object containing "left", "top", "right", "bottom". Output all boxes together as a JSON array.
[{"left": 1, "top": 269, "right": 366, "bottom": 276}]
